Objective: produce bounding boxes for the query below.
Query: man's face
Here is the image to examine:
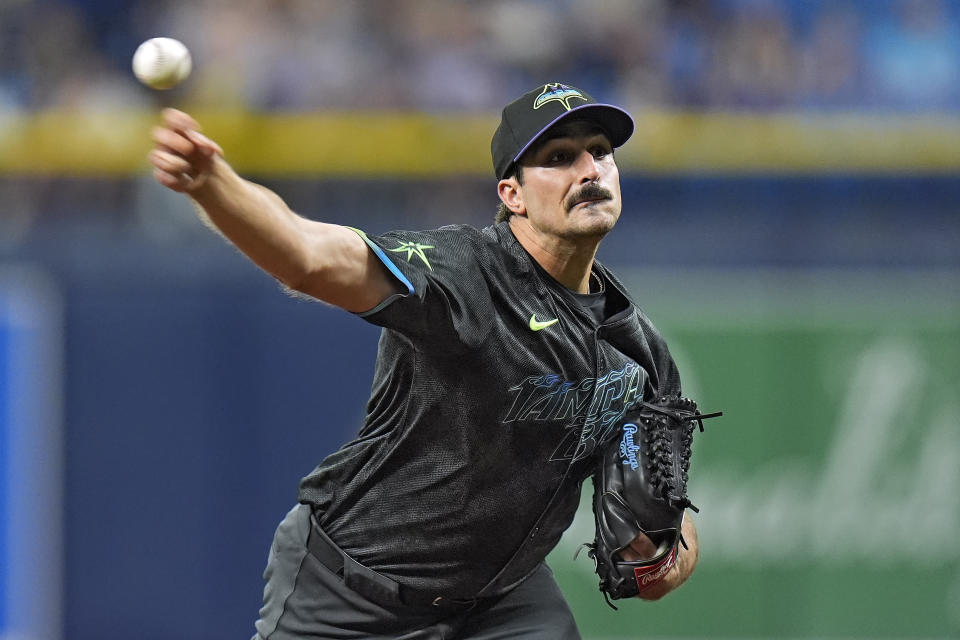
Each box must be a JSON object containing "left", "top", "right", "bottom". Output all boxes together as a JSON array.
[{"left": 515, "top": 121, "right": 622, "bottom": 242}]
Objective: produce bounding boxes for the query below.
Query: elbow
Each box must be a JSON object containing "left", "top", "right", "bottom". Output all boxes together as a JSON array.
[
  {"left": 276, "top": 265, "right": 324, "bottom": 300},
  {"left": 271, "top": 257, "right": 308, "bottom": 291},
  {"left": 276, "top": 269, "right": 309, "bottom": 294},
  {"left": 273, "top": 239, "right": 327, "bottom": 296},
  {"left": 276, "top": 258, "right": 342, "bottom": 304}
]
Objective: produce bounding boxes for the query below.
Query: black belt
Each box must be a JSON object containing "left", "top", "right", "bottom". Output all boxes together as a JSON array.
[{"left": 306, "top": 514, "right": 481, "bottom": 612}]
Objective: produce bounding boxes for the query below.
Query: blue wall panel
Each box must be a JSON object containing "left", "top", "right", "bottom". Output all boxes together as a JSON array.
[
  {"left": 62, "top": 279, "right": 381, "bottom": 639},
  {"left": 0, "top": 324, "right": 7, "bottom": 632}
]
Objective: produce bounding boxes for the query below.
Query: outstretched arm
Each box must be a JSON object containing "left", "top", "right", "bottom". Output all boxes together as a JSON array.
[{"left": 149, "top": 108, "right": 401, "bottom": 312}]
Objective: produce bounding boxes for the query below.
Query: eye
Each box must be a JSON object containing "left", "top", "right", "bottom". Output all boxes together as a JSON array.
[
  {"left": 591, "top": 145, "right": 611, "bottom": 159},
  {"left": 547, "top": 149, "right": 572, "bottom": 164}
]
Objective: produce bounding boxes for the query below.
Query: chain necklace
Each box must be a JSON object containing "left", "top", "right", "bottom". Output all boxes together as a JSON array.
[{"left": 589, "top": 270, "right": 605, "bottom": 294}]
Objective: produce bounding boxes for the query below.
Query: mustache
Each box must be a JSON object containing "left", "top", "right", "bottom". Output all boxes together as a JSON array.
[{"left": 565, "top": 183, "right": 613, "bottom": 211}]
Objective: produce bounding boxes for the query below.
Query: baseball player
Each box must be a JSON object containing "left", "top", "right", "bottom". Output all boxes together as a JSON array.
[{"left": 149, "top": 82, "right": 698, "bottom": 639}]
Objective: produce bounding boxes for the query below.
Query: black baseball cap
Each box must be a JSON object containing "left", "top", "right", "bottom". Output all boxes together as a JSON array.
[{"left": 491, "top": 82, "right": 634, "bottom": 180}]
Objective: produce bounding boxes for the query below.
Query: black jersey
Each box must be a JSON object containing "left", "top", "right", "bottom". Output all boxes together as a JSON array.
[{"left": 297, "top": 221, "right": 680, "bottom": 599}]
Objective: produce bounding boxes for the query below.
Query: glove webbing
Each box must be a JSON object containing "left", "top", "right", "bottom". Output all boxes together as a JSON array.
[{"left": 639, "top": 399, "right": 722, "bottom": 513}]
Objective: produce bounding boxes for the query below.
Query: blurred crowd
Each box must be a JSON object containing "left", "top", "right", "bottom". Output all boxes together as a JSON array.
[{"left": 4, "top": 0, "right": 960, "bottom": 113}]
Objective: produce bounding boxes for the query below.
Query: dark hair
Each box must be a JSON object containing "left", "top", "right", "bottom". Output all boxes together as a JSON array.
[{"left": 494, "top": 164, "right": 523, "bottom": 223}]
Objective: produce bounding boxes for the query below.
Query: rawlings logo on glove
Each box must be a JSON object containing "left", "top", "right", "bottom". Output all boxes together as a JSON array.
[
  {"left": 582, "top": 395, "right": 721, "bottom": 608},
  {"left": 619, "top": 424, "right": 642, "bottom": 469}
]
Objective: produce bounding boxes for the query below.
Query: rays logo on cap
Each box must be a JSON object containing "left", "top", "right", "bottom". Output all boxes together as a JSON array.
[{"left": 533, "top": 83, "right": 587, "bottom": 111}]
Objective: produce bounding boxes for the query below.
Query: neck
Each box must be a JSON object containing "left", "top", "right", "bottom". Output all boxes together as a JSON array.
[{"left": 509, "top": 216, "right": 600, "bottom": 293}]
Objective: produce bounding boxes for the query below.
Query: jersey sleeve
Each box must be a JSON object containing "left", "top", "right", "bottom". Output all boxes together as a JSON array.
[{"left": 349, "top": 226, "right": 494, "bottom": 348}]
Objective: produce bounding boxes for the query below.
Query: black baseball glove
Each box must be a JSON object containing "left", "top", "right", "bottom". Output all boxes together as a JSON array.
[{"left": 582, "top": 395, "right": 721, "bottom": 608}]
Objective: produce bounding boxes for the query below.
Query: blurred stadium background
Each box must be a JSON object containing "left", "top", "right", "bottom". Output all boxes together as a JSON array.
[{"left": 1, "top": 0, "right": 958, "bottom": 638}]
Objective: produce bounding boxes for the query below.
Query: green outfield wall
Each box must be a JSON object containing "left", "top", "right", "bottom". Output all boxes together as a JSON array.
[{"left": 548, "top": 269, "right": 960, "bottom": 639}]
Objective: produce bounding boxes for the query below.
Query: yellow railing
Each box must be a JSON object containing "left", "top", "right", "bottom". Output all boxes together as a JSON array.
[{"left": 3, "top": 110, "right": 960, "bottom": 176}]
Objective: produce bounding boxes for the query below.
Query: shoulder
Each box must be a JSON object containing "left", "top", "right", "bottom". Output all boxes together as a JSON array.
[
  {"left": 384, "top": 223, "right": 524, "bottom": 269},
  {"left": 356, "top": 224, "right": 521, "bottom": 343},
  {"left": 372, "top": 224, "right": 490, "bottom": 259}
]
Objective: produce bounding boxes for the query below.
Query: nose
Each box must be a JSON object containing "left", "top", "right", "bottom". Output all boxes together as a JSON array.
[{"left": 575, "top": 150, "right": 601, "bottom": 183}]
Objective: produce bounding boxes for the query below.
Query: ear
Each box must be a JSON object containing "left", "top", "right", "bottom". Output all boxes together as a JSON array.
[{"left": 497, "top": 178, "right": 527, "bottom": 216}]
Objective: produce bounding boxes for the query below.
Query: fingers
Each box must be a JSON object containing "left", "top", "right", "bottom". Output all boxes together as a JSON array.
[
  {"left": 152, "top": 125, "right": 195, "bottom": 157},
  {"left": 185, "top": 129, "right": 224, "bottom": 157},
  {"left": 150, "top": 148, "right": 198, "bottom": 192},
  {"left": 620, "top": 532, "right": 659, "bottom": 561},
  {"left": 159, "top": 109, "right": 222, "bottom": 157},
  {"left": 149, "top": 127, "right": 200, "bottom": 193},
  {"left": 150, "top": 148, "right": 193, "bottom": 175},
  {"left": 149, "top": 109, "right": 223, "bottom": 192},
  {"left": 153, "top": 167, "right": 193, "bottom": 192},
  {"left": 161, "top": 108, "right": 200, "bottom": 132},
  {"left": 631, "top": 533, "right": 658, "bottom": 557}
]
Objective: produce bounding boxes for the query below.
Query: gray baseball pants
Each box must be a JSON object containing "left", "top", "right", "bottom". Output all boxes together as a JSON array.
[{"left": 252, "top": 504, "right": 582, "bottom": 640}]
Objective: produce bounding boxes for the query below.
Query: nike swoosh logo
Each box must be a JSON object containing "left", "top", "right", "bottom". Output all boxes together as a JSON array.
[{"left": 529, "top": 314, "right": 559, "bottom": 331}]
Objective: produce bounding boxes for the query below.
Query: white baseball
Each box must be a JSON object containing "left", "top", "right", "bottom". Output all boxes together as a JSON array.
[{"left": 132, "top": 37, "right": 192, "bottom": 90}]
